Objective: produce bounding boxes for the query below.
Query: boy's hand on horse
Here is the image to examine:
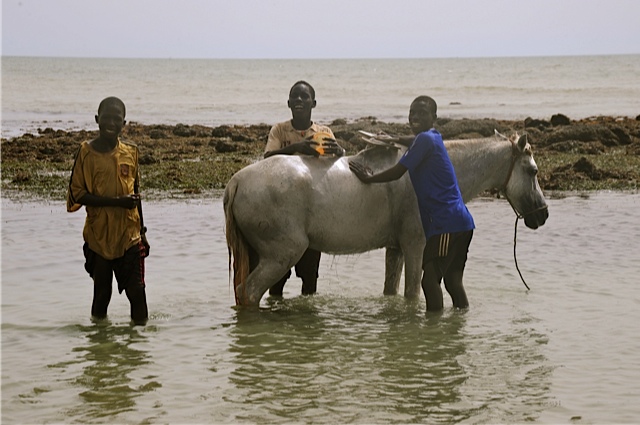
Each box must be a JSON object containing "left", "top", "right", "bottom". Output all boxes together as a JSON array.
[{"left": 348, "top": 160, "right": 373, "bottom": 182}]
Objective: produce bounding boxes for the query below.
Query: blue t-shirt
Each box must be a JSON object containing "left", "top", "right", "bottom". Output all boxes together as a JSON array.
[{"left": 399, "top": 129, "right": 475, "bottom": 238}]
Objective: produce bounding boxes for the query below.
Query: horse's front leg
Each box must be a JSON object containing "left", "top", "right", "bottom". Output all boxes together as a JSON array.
[
  {"left": 384, "top": 247, "right": 403, "bottom": 295},
  {"left": 402, "top": 248, "right": 423, "bottom": 299}
]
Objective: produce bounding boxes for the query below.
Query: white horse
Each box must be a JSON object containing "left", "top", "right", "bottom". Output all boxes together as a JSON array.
[{"left": 224, "top": 133, "right": 548, "bottom": 306}]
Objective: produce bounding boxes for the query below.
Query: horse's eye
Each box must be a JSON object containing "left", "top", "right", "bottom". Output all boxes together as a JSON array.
[{"left": 529, "top": 167, "right": 538, "bottom": 176}]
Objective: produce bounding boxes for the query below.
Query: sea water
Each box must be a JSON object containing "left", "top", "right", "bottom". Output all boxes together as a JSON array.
[
  {"left": 2, "top": 55, "right": 639, "bottom": 138},
  {"left": 2, "top": 193, "right": 640, "bottom": 423}
]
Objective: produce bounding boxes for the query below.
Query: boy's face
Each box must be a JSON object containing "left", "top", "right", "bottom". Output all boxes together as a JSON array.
[
  {"left": 287, "top": 84, "right": 316, "bottom": 120},
  {"left": 409, "top": 100, "right": 436, "bottom": 135},
  {"left": 95, "top": 103, "right": 126, "bottom": 140}
]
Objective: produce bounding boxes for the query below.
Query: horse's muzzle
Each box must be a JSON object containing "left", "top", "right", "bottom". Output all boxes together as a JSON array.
[{"left": 523, "top": 205, "right": 549, "bottom": 229}]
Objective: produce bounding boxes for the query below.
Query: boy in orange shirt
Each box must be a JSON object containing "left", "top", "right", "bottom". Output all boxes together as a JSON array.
[{"left": 67, "top": 97, "right": 149, "bottom": 324}]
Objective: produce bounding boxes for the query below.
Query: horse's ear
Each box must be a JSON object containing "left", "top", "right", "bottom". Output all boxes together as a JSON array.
[{"left": 517, "top": 134, "right": 528, "bottom": 151}]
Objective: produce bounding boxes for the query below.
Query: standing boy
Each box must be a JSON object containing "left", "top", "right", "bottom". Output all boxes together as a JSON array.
[
  {"left": 265, "top": 80, "right": 344, "bottom": 296},
  {"left": 349, "top": 96, "right": 475, "bottom": 311},
  {"left": 67, "top": 96, "right": 149, "bottom": 324}
]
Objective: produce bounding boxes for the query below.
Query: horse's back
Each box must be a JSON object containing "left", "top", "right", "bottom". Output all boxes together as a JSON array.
[{"left": 227, "top": 154, "right": 414, "bottom": 255}]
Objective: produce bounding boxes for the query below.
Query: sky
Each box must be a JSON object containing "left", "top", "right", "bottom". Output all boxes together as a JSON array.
[{"left": 2, "top": 0, "right": 640, "bottom": 59}]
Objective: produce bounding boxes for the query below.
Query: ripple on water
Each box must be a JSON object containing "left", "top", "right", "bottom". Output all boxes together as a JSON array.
[{"left": 2, "top": 194, "right": 640, "bottom": 423}]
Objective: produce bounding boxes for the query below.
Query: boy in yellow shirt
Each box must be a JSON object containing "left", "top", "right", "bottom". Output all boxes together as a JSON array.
[
  {"left": 264, "top": 81, "right": 344, "bottom": 296},
  {"left": 67, "top": 97, "right": 149, "bottom": 325}
]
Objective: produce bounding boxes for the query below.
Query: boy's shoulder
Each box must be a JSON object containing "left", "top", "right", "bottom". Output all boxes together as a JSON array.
[
  {"left": 118, "top": 139, "right": 140, "bottom": 156},
  {"left": 119, "top": 139, "right": 139, "bottom": 149},
  {"left": 311, "top": 122, "right": 333, "bottom": 135},
  {"left": 415, "top": 129, "right": 442, "bottom": 143},
  {"left": 270, "top": 120, "right": 293, "bottom": 132}
]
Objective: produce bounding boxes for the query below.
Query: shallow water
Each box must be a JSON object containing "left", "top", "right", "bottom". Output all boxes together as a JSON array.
[{"left": 2, "top": 193, "right": 640, "bottom": 424}]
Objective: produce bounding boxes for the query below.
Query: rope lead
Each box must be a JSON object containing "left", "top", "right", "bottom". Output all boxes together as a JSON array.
[{"left": 513, "top": 216, "right": 531, "bottom": 291}]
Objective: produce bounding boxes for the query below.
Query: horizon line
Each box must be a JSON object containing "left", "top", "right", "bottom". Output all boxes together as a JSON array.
[{"left": 3, "top": 52, "right": 639, "bottom": 61}]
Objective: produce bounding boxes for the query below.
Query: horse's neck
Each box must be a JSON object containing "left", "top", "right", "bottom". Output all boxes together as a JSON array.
[{"left": 446, "top": 138, "right": 513, "bottom": 202}]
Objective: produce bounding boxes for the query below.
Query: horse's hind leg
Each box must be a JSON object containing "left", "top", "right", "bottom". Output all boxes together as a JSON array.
[
  {"left": 384, "top": 247, "right": 403, "bottom": 295},
  {"left": 268, "top": 271, "right": 291, "bottom": 297},
  {"left": 237, "top": 259, "right": 294, "bottom": 305},
  {"left": 400, "top": 238, "right": 424, "bottom": 299},
  {"left": 268, "top": 248, "right": 319, "bottom": 296}
]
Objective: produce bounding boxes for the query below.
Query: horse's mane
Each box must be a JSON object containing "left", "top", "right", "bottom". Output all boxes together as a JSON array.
[
  {"left": 445, "top": 136, "right": 499, "bottom": 148},
  {"left": 351, "top": 133, "right": 522, "bottom": 173},
  {"left": 444, "top": 135, "right": 518, "bottom": 157}
]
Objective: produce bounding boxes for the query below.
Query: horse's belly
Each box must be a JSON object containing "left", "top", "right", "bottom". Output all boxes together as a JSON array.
[
  {"left": 306, "top": 176, "right": 403, "bottom": 254},
  {"left": 309, "top": 229, "right": 391, "bottom": 255},
  {"left": 307, "top": 209, "right": 395, "bottom": 255}
]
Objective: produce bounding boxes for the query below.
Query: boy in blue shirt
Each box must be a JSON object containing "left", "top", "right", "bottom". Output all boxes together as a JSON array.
[{"left": 349, "top": 96, "right": 474, "bottom": 311}]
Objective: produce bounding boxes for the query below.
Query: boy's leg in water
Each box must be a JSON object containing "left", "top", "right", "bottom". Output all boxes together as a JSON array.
[
  {"left": 91, "top": 255, "right": 114, "bottom": 319},
  {"left": 296, "top": 249, "right": 321, "bottom": 295},
  {"left": 443, "top": 230, "right": 472, "bottom": 309},
  {"left": 117, "top": 242, "right": 149, "bottom": 325},
  {"left": 125, "top": 285, "right": 148, "bottom": 325},
  {"left": 269, "top": 270, "right": 291, "bottom": 296},
  {"left": 443, "top": 268, "right": 469, "bottom": 309},
  {"left": 422, "top": 258, "right": 445, "bottom": 311}
]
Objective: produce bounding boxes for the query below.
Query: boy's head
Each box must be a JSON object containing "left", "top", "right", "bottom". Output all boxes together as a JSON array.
[
  {"left": 289, "top": 80, "right": 315, "bottom": 100},
  {"left": 98, "top": 96, "right": 126, "bottom": 118},
  {"left": 409, "top": 96, "right": 437, "bottom": 135},
  {"left": 95, "top": 96, "right": 126, "bottom": 140},
  {"left": 287, "top": 81, "right": 316, "bottom": 122}
]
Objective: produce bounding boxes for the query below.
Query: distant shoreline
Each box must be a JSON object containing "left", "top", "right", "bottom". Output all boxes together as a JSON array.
[
  {"left": 1, "top": 115, "right": 639, "bottom": 200},
  {"left": 4, "top": 112, "right": 640, "bottom": 140}
]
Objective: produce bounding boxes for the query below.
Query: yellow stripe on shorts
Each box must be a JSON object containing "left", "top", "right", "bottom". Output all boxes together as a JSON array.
[{"left": 439, "top": 233, "right": 450, "bottom": 257}]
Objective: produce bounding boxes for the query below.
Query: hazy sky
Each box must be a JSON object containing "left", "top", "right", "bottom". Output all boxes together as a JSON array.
[{"left": 2, "top": 0, "right": 639, "bottom": 59}]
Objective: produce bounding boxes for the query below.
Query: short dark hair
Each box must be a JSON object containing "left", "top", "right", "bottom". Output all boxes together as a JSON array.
[
  {"left": 412, "top": 96, "right": 437, "bottom": 115},
  {"left": 97, "top": 96, "right": 126, "bottom": 117},
  {"left": 289, "top": 80, "right": 315, "bottom": 100}
]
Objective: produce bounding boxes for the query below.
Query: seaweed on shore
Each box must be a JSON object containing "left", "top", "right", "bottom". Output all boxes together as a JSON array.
[{"left": 2, "top": 116, "right": 639, "bottom": 200}]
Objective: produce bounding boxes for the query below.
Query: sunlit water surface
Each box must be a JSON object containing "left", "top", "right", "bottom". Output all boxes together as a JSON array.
[{"left": 2, "top": 193, "right": 639, "bottom": 424}]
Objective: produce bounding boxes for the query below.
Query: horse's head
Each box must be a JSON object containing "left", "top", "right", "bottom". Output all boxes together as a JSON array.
[{"left": 502, "top": 133, "right": 549, "bottom": 229}]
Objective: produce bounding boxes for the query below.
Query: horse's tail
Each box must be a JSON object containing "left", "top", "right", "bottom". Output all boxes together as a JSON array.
[{"left": 223, "top": 178, "right": 250, "bottom": 305}]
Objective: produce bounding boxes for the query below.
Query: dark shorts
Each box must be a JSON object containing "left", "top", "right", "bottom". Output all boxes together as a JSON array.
[
  {"left": 84, "top": 241, "right": 146, "bottom": 294},
  {"left": 423, "top": 230, "right": 474, "bottom": 271}
]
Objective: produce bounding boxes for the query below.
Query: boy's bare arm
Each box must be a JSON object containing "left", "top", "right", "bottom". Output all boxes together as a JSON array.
[{"left": 349, "top": 161, "right": 407, "bottom": 183}]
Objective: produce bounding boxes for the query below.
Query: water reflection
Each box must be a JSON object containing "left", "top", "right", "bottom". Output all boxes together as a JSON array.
[
  {"left": 374, "top": 306, "right": 471, "bottom": 423},
  {"left": 224, "top": 297, "right": 473, "bottom": 423},
  {"left": 456, "top": 314, "right": 557, "bottom": 423},
  {"left": 64, "top": 322, "right": 160, "bottom": 421}
]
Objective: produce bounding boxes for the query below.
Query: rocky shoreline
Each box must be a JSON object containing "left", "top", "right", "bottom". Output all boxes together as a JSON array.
[{"left": 2, "top": 114, "right": 639, "bottom": 200}]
